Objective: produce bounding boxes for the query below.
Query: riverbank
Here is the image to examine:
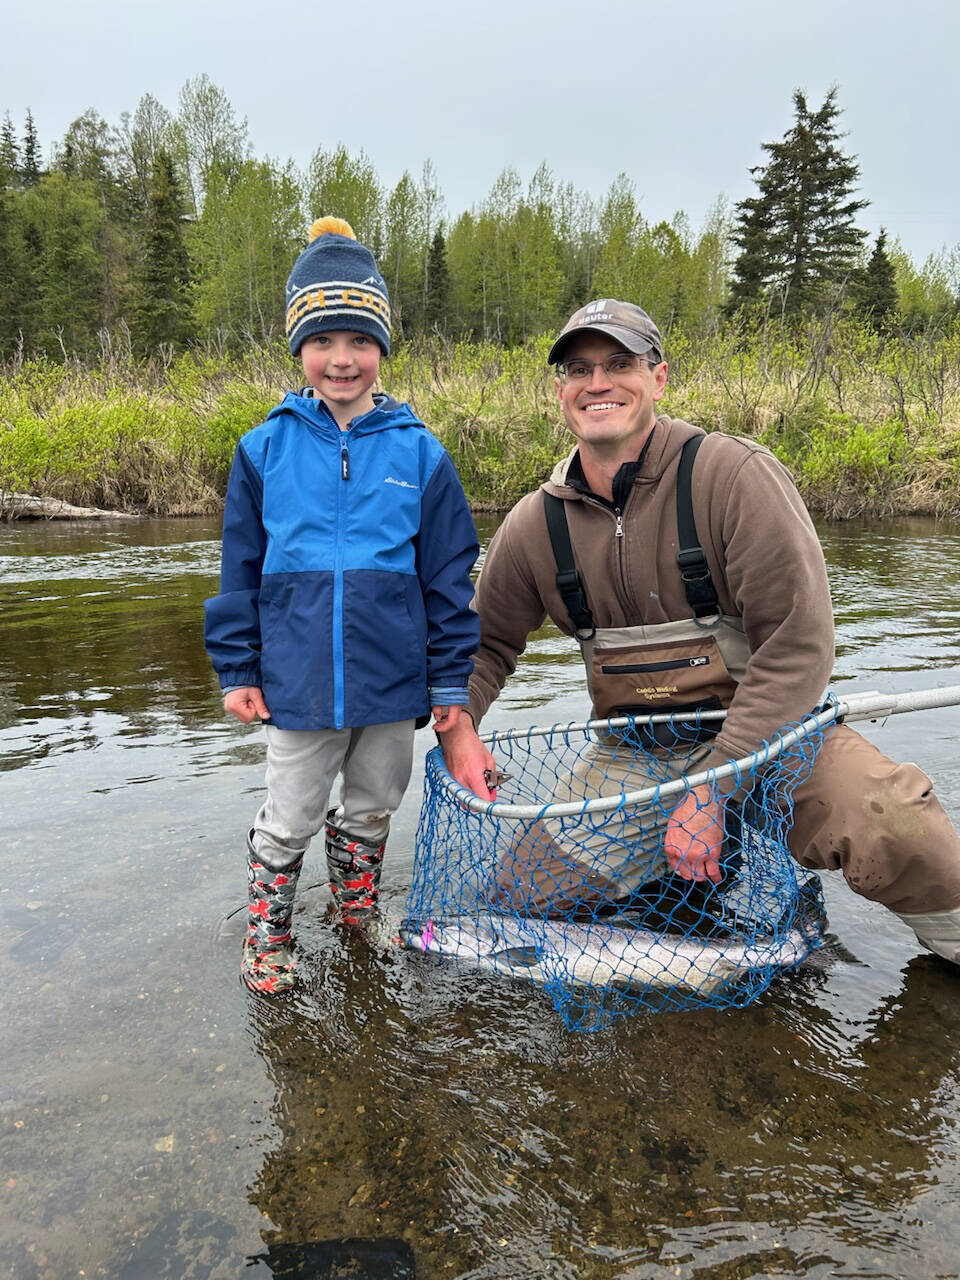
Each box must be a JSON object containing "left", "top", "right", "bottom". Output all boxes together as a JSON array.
[{"left": 2, "top": 320, "right": 959, "bottom": 519}]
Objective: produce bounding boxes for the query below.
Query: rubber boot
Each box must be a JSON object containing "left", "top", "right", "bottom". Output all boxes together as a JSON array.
[
  {"left": 325, "top": 809, "right": 385, "bottom": 925},
  {"left": 896, "top": 907, "right": 960, "bottom": 965},
  {"left": 241, "top": 830, "right": 304, "bottom": 994}
]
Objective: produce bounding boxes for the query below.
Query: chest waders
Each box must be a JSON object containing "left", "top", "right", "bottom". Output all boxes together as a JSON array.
[{"left": 535, "top": 434, "right": 749, "bottom": 916}]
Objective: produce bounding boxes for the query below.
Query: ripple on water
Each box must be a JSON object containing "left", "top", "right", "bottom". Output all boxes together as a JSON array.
[{"left": 3, "top": 514, "right": 960, "bottom": 1278}]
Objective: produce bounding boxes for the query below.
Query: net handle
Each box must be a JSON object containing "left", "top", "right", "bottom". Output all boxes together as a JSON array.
[{"left": 438, "top": 685, "right": 960, "bottom": 818}]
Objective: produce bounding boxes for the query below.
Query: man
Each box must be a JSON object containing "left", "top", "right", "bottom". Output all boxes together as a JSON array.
[{"left": 442, "top": 298, "right": 960, "bottom": 964}]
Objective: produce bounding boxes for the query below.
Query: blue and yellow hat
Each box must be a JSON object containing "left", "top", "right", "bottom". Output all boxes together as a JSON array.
[{"left": 285, "top": 217, "right": 391, "bottom": 357}]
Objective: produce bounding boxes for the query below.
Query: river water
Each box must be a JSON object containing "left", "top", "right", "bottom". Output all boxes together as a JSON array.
[{"left": 2, "top": 513, "right": 960, "bottom": 1280}]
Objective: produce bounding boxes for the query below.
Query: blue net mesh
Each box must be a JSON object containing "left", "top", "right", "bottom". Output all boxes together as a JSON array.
[{"left": 403, "top": 706, "right": 833, "bottom": 1032}]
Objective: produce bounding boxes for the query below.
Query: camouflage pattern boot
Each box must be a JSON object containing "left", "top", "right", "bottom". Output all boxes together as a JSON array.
[
  {"left": 325, "top": 810, "right": 385, "bottom": 925},
  {"left": 241, "top": 831, "right": 304, "bottom": 994}
]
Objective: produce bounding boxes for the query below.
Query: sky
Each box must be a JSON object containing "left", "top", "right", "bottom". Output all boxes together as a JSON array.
[{"left": 3, "top": 0, "right": 958, "bottom": 265}]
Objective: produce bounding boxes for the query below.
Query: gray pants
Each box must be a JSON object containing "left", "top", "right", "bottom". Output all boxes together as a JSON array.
[{"left": 253, "top": 721, "right": 416, "bottom": 870}]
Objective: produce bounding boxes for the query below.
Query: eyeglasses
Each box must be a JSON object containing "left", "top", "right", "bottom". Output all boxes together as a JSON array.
[{"left": 556, "top": 352, "right": 660, "bottom": 383}]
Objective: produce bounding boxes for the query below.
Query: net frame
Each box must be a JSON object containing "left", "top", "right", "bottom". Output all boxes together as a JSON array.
[
  {"left": 405, "top": 701, "right": 851, "bottom": 1030},
  {"left": 405, "top": 687, "right": 960, "bottom": 1030}
]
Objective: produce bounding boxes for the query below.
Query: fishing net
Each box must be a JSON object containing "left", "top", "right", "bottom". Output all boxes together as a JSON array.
[{"left": 406, "top": 703, "right": 837, "bottom": 1031}]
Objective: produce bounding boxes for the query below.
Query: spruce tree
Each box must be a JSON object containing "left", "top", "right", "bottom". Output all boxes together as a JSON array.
[
  {"left": 1, "top": 113, "right": 19, "bottom": 188},
  {"left": 729, "top": 87, "right": 868, "bottom": 314},
  {"left": 21, "top": 109, "right": 40, "bottom": 184},
  {"left": 0, "top": 191, "right": 25, "bottom": 353},
  {"left": 854, "top": 229, "right": 898, "bottom": 328},
  {"left": 133, "top": 148, "right": 194, "bottom": 352},
  {"left": 424, "top": 226, "right": 450, "bottom": 334}
]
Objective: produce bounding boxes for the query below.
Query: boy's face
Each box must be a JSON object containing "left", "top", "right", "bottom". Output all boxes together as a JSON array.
[{"left": 300, "top": 331, "right": 381, "bottom": 418}]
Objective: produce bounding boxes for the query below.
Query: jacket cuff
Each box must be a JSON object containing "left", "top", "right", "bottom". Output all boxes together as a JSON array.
[
  {"left": 218, "top": 667, "right": 261, "bottom": 692},
  {"left": 428, "top": 685, "right": 470, "bottom": 706}
]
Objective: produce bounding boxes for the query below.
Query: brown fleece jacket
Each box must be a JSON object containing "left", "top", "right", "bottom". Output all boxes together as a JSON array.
[{"left": 468, "top": 415, "right": 835, "bottom": 775}]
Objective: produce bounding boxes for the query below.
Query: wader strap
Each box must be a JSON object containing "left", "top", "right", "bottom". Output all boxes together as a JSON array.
[
  {"left": 543, "top": 434, "right": 720, "bottom": 633},
  {"left": 543, "top": 493, "right": 596, "bottom": 639},
  {"left": 676, "top": 435, "right": 719, "bottom": 619}
]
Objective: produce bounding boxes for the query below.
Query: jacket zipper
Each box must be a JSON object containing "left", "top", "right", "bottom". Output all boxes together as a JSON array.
[
  {"left": 333, "top": 434, "right": 350, "bottom": 728},
  {"left": 578, "top": 493, "right": 629, "bottom": 606}
]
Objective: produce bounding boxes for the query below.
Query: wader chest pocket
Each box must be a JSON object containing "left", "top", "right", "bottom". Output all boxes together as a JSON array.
[
  {"left": 590, "top": 635, "right": 737, "bottom": 722},
  {"left": 601, "top": 656, "right": 711, "bottom": 674}
]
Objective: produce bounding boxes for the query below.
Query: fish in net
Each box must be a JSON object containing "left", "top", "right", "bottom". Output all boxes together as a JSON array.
[{"left": 401, "top": 703, "right": 835, "bottom": 1031}]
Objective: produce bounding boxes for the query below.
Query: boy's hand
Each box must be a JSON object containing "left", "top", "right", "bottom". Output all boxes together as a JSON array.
[
  {"left": 224, "top": 686, "right": 271, "bottom": 723},
  {"left": 439, "top": 713, "right": 499, "bottom": 800},
  {"left": 431, "top": 705, "right": 462, "bottom": 734}
]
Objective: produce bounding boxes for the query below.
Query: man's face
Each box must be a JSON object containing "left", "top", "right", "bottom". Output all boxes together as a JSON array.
[{"left": 555, "top": 333, "right": 668, "bottom": 455}]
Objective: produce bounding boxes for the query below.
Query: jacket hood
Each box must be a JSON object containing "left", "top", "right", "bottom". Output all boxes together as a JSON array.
[
  {"left": 265, "top": 391, "right": 422, "bottom": 435},
  {"left": 543, "top": 415, "right": 704, "bottom": 497}
]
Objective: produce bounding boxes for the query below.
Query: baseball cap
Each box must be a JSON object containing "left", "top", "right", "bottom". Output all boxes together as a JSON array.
[{"left": 548, "top": 299, "right": 663, "bottom": 365}]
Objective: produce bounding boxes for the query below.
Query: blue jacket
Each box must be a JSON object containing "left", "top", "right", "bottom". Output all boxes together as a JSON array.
[{"left": 204, "top": 392, "right": 481, "bottom": 730}]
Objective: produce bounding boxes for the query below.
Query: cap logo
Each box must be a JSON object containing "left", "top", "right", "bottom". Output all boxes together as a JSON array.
[{"left": 578, "top": 298, "right": 615, "bottom": 325}]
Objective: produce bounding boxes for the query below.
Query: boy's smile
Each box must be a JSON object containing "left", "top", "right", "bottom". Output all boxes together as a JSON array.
[{"left": 300, "top": 331, "right": 381, "bottom": 426}]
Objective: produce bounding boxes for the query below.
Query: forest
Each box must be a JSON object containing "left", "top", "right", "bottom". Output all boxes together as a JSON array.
[{"left": 1, "top": 79, "right": 959, "bottom": 517}]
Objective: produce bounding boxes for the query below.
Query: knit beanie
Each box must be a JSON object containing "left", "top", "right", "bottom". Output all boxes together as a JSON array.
[{"left": 285, "top": 217, "right": 391, "bottom": 356}]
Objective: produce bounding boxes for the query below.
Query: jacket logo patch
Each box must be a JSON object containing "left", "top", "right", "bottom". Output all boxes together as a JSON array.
[{"left": 385, "top": 476, "right": 417, "bottom": 490}]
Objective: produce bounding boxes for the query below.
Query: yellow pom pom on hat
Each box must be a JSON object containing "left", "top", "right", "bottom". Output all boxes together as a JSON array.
[
  {"left": 286, "top": 215, "right": 390, "bottom": 356},
  {"left": 307, "top": 216, "right": 356, "bottom": 242}
]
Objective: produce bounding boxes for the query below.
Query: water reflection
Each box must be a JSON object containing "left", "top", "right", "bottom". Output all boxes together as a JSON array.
[
  {"left": 2, "top": 513, "right": 960, "bottom": 1278},
  {"left": 242, "top": 906, "right": 960, "bottom": 1279}
]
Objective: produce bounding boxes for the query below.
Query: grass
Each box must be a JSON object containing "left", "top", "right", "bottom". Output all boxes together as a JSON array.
[{"left": 2, "top": 317, "right": 960, "bottom": 519}]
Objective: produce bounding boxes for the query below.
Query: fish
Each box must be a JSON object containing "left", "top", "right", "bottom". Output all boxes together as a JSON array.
[{"left": 394, "top": 911, "right": 815, "bottom": 996}]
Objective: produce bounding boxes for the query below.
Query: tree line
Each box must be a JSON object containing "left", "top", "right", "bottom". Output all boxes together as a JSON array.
[{"left": 1, "top": 78, "right": 958, "bottom": 362}]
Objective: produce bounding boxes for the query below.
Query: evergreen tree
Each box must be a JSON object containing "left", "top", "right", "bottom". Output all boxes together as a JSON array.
[
  {"left": 424, "top": 226, "right": 450, "bottom": 333},
  {"left": 729, "top": 87, "right": 868, "bottom": 314},
  {"left": 133, "top": 148, "right": 194, "bottom": 352},
  {"left": 21, "top": 171, "right": 104, "bottom": 354},
  {"left": 1, "top": 113, "right": 19, "bottom": 188},
  {"left": 854, "top": 229, "right": 898, "bottom": 328},
  {"left": 0, "top": 189, "right": 29, "bottom": 353},
  {"left": 21, "top": 109, "right": 41, "bottom": 184}
]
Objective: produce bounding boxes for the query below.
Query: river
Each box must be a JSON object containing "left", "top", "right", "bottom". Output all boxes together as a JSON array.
[{"left": 2, "top": 513, "right": 960, "bottom": 1280}]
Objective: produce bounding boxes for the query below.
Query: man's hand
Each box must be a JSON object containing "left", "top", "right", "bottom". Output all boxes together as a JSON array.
[
  {"left": 664, "top": 785, "right": 725, "bottom": 883},
  {"left": 431, "top": 705, "right": 463, "bottom": 734},
  {"left": 224, "top": 686, "right": 271, "bottom": 724},
  {"left": 439, "top": 712, "right": 499, "bottom": 800}
]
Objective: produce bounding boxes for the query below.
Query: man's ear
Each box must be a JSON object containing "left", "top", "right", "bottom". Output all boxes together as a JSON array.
[
  {"left": 652, "top": 361, "right": 669, "bottom": 400},
  {"left": 555, "top": 376, "right": 563, "bottom": 402}
]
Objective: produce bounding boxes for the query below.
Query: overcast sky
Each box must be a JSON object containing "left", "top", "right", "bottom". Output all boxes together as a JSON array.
[{"left": 3, "top": 0, "right": 958, "bottom": 264}]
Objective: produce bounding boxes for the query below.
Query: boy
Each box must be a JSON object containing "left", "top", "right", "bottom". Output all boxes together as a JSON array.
[{"left": 204, "top": 217, "right": 480, "bottom": 995}]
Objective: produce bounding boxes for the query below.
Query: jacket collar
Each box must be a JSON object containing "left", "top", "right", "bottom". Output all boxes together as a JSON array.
[
  {"left": 544, "top": 416, "right": 704, "bottom": 501},
  {"left": 267, "top": 391, "right": 420, "bottom": 435}
]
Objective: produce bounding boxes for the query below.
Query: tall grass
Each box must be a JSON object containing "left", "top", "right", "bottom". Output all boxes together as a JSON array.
[{"left": 2, "top": 317, "right": 960, "bottom": 518}]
